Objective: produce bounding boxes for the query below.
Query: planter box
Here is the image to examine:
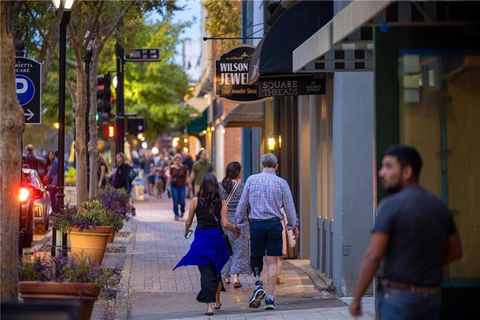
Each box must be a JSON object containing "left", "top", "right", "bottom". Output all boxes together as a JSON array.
[
  {"left": 18, "top": 281, "right": 100, "bottom": 320},
  {"left": 69, "top": 226, "right": 113, "bottom": 265}
]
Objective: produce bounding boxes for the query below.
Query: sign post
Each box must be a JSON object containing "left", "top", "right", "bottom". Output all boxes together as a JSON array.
[
  {"left": 115, "top": 43, "right": 159, "bottom": 159},
  {"left": 15, "top": 57, "right": 42, "bottom": 124}
]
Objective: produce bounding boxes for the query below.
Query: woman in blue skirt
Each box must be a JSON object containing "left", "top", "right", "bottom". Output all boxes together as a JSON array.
[{"left": 174, "top": 173, "right": 240, "bottom": 316}]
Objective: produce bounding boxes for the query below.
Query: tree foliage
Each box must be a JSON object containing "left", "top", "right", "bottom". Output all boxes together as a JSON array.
[
  {"left": 203, "top": 0, "right": 241, "bottom": 52},
  {"left": 119, "top": 19, "right": 196, "bottom": 138}
]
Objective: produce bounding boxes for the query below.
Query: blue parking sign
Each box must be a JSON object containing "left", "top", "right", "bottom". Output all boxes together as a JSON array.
[
  {"left": 16, "top": 75, "right": 35, "bottom": 106},
  {"left": 15, "top": 57, "right": 41, "bottom": 124}
]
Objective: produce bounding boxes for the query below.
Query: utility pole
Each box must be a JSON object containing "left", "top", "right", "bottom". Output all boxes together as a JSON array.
[
  {"left": 115, "top": 42, "right": 125, "bottom": 156},
  {"left": 84, "top": 38, "right": 94, "bottom": 192}
]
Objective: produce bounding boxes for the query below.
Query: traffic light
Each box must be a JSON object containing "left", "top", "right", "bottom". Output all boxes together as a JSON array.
[
  {"left": 97, "top": 74, "right": 112, "bottom": 114},
  {"left": 107, "top": 124, "right": 115, "bottom": 138},
  {"left": 99, "top": 122, "right": 116, "bottom": 140}
]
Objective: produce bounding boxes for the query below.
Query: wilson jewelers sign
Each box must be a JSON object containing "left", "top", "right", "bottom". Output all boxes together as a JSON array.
[{"left": 215, "top": 46, "right": 262, "bottom": 102}]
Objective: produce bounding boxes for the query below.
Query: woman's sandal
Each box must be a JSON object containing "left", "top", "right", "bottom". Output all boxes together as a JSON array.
[
  {"left": 233, "top": 281, "right": 242, "bottom": 288},
  {"left": 204, "top": 308, "right": 214, "bottom": 316},
  {"left": 214, "top": 303, "right": 222, "bottom": 310},
  {"left": 224, "top": 277, "right": 231, "bottom": 284}
]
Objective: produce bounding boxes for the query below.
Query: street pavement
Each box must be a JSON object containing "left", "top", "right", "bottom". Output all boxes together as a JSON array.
[{"left": 111, "top": 196, "right": 375, "bottom": 320}]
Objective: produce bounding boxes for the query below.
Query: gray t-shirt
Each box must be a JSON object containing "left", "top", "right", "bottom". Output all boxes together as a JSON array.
[{"left": 373, "top": 186, "right": 456, "bottom": 286}]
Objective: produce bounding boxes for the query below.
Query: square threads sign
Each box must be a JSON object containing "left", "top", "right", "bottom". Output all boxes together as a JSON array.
[{"left": 258, "top": 74, "right": 326, "bottom": 97}]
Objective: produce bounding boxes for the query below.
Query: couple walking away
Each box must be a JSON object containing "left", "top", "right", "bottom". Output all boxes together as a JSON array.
[{"left": 173, "top": 153, "right": 299, "bottom": 316}]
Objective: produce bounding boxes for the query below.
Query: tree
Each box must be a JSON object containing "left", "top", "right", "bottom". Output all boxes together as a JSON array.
[
  {"left": 16, "top": 1, "right": 181, "bottom": 201},
  {"left": 203, "top": 0, "right": 241, "bottom": 52},
  {"left": 121, "top": 20, "right": 196, "bottom": 139},
  {"left": 0, "top": 1, "right": 25, "bottom": 298}
]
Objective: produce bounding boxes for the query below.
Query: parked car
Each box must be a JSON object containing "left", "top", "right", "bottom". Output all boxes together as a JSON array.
[{"left": 19, "top": 168, "right": 51, "bottom": 248}]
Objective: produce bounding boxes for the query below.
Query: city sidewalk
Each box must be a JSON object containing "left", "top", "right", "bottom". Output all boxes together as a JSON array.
[{"left": 113, "top": 197, "right": 374, "bottom": 320}]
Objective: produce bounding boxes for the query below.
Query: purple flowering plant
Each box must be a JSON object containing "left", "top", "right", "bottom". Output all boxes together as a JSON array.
[
  {"left": 98, "top": 187, "right": 130, "bottom": 218},
  {"left": 51, "top": 200, "right": 124, "bottom": 233},
  {"left": 19, "top": 254, "right": 114, "bottom": 288}
]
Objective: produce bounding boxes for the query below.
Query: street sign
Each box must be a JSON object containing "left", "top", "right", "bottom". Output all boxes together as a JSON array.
[
  {"left": 15, "top": 57, "right": 42, "bottom": 124},
  {"left": 125, "top": 48, "right": 160, "bottom": 62}
]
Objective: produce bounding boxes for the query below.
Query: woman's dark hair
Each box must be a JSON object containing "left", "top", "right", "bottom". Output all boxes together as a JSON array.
[
  {"left": 198, "top": 173, "right": 222, "bottom": 209},
  {"left": 384, "top": 144, "right": 423, "bottom": 179},
  {"left": 47, "top": 151, "right": 55, "bottom": 166},
  {"left": 222, "top": 162, "right": 242, "bottom": 195}
]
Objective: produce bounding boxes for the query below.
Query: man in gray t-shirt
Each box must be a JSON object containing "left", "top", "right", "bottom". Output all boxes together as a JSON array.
[{"left": 350, "top": 145, "right": 462, "bottom": 319}]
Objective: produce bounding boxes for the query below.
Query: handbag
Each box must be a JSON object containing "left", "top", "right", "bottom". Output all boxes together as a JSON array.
[{"left": 281, "top": 208, "right": 297, "bottom": 248}]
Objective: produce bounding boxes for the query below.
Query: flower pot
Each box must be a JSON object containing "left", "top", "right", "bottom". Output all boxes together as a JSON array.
[
  {"left": 69, "top": 226, "right": 113, "bottom": 265},
  {"left": 18, "top": 281, "right": 100, "bottom": 320},
  {"left": 108, "top": 230, "right": 115, "bottom": 243}
]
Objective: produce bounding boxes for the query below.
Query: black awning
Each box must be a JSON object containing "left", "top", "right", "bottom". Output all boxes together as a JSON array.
[{"left": 248, "top": 0, "right": 332, "bottom": 84}]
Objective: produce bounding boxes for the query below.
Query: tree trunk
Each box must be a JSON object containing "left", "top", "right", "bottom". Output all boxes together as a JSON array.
[
  {"left": 0, "top": 1, "right": 25, "bottom": 299},
  {"left": 88, "top": 53, "right": 99, "bottom": 200},
  {"left": 75, "top": 69, "right": 88, "bottom": 204}
]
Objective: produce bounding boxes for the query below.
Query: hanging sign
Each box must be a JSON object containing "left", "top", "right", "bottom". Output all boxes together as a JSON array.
[
  {"left": 215, "top": 45, "right": 262, "bottom": 102},
  {"left": 258, "top": 74, "right": 326, "bottom": 97},
  {"left": 15, "top": 57, "right": 42, "bottom": 124}
]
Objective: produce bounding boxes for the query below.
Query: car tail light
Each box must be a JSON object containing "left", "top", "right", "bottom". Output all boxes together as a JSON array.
[
  {"left": 19, "top": 187, "right": 30, "bottom": 202},
  {"left": 32, "top": 188, "right": 43, "bottom": 200}
]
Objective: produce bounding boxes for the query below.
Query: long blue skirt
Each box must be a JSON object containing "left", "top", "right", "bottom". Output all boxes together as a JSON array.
[{"left": 173, "top": 228, "right": 230, "bottom": 275}]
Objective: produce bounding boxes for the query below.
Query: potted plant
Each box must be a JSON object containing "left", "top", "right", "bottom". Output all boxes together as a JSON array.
[
  {"left": 98, "top": 187, "right": 130, "bottom": 242},
  {"left": 51, "top": 201, "right": 120, "bottom": 265},
  {"left": 18, "top": 255, "right": 114, "bottom": 320}
]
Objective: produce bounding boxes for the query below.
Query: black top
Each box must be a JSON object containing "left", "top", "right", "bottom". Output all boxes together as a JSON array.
[
  {"left": 195, "top": 198, "right": 222, "bottom": 230},
  {"left": 373, "top": 186, "right": 457, "bottom": 286},
  {"left": 114, "top": 163, "right": 131, "bottom": 190}
]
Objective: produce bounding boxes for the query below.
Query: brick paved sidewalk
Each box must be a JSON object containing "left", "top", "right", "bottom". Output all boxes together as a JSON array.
[{"left": 114, "top": 197, "right": 374, "bottom": 320}]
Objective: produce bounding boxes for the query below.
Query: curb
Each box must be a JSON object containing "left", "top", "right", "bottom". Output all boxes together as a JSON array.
[{"left": 114, "top": 220, "right": 138, "bottom": 320}]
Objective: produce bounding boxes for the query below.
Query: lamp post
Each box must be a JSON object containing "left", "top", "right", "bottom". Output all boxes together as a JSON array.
[{"left": 52, "top": 0, "right": 74, "bottom": 256}]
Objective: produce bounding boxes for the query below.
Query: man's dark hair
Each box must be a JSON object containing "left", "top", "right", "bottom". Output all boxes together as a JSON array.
[{"left": 384, "top": 145, "right": 423, "bottom": 179}]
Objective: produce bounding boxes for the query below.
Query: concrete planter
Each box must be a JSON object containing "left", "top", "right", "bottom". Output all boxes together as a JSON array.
[{"left": 18, "top": 281, "right": 100, "bottom": 320}]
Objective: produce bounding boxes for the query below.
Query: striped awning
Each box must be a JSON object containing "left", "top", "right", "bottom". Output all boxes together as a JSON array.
[
  {"left": 293, "top": 0, "right": 480, "bottom": 73},
  {"left": 293, "top": 0, "right": 392, "bottom": 72}
]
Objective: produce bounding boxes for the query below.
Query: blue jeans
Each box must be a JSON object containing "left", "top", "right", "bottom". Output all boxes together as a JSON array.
[
  {"left": 170, "top": 184, "right": 185, "bottom": 217},
  {"left": 377, "top": 288, "right": 441, "bottom": 320}
]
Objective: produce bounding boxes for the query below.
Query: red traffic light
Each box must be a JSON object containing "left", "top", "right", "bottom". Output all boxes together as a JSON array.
[{"left": 107, "top": 125, "right": 115, "bottom": 138}]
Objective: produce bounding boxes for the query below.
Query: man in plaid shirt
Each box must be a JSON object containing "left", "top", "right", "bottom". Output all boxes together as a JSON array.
[{"left": 235, "top": 153, "right": 299, "bottom": 310}]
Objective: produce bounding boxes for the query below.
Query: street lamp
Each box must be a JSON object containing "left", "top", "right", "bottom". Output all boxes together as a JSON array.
[{"left": 52, "top": 0, "right": 74, "bottom": 256}]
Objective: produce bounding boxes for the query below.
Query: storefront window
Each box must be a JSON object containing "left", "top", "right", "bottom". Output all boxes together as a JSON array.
[{"left": 399, "top": 50, "right": 480, "bottom": 282}]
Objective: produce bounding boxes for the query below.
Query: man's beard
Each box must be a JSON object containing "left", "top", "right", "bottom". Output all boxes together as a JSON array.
[{"left": 382, "top": 176, "right": 403, "bottom": 194}]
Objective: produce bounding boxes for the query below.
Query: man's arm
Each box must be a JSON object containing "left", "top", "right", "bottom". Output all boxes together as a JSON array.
[
  {"left": 281, "top": 181, "right": 298, "bottom": 227},
  {"left": 189, "top": 164, "right": 196, "bottom": 187},
  {"left": 349, "top": 232, "right": 389, "bottom": 317},
  {"left": 444, "top": 232, "right": 462, "bottom": 264},
  {"left": 235, "top": 179, "right": 250, "bottom": 226}
]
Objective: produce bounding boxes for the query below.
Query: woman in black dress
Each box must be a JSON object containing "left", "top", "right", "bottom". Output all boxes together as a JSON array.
[{"left": 174, "top": 173, "right": 239, "bottom": 316}]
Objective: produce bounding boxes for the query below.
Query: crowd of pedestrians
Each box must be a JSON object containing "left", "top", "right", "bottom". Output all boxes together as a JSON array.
[{"left": 21, "top": 142, "right": 463, "bottom": 319}]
